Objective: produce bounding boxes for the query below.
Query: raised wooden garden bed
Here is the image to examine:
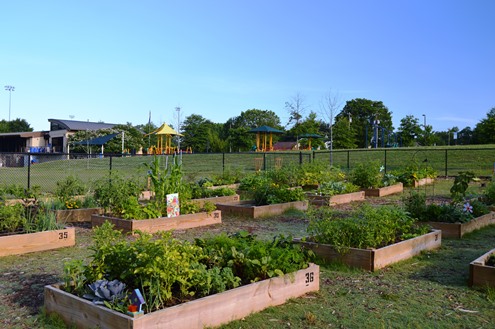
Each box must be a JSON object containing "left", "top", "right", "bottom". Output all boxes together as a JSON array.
[
  {"left": 44, "top": 263, "right": 320, "bottom": 329},
  {"left": 294, "top": 230, "right": 441, "bottom": 271},
  {"left": 53, "top": 208, "right": 103, "bottom": 223},
  {"left": 363, "top": 183, "right": 403, "bottom": 197},
  {"left": 91, "top": 210, "right": 222, "bottom": 234},
  {"left": 424, "top": 212, "right": 495, "bottom": 239},
  {"left": 0, "top": 227, "right": 75, "bottom": 257},
  {"left": 191, "top": 194, "right": 240, "bottom": 208},
  {"left": 216, "top": 200, "right": 308, "bottom": 218},
  {"left": 413, "top": 178, "right": 435, "bottom": 188},
  {"left": 469, "top": 248, "right": 495, "bottom": 288},
  {"left": 306, "top": 191, "right": 365, "bottom": 206}
]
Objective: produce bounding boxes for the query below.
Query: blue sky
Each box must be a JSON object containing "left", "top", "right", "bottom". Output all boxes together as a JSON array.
[{"left": 2, "top": 1, "right": 494, "bottom": 132}]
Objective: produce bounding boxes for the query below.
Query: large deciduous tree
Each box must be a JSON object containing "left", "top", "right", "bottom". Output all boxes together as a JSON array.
[
  {"left": 225, "top": 109, "right": 282, "bottom": 151},
  {"left": 336, "top": 98, "right": 393, "bottom": 148},
  {"left": 181, "top": 114, "right": 225, "bottom": 153}
]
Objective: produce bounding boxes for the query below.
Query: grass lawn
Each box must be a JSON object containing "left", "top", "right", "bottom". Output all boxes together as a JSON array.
[{"left": 0, "top": 178, "right": 494, "bottom": 328}]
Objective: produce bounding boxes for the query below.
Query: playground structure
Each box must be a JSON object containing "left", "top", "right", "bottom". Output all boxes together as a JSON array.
[
  {"left": 249, "top": 125, "right": 284, "bottom": 152},
  {"left": 146, "top": 123, "right": 184, "bottom": 155},
  {"left": 299, "top": 133, "right": 323, "bottom": 150}
]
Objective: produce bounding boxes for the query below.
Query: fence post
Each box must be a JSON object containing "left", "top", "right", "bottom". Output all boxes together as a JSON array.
[
  {"left": 222, "top": 152, "right": 225, "bottom": 173},
  {"left": 109, "top": 155, "right": 113, "bottom": 176},
  {"left": 445, "top": 149, "right": 448, "bottom": 177},
  {"left": 384, "top": 149, "right": 387, "bottom": 173},
  {"left": 312, "top": 151, "right": 315, "bottom": 162},
  {"left": 347, "top": 150, "right": 350, "bottom": 171},
  {"left": 27, "top": 154, "right": 31, "bottom": 189},
  {"left": 299, "top": 151, "right": 303, "bottom": 165},
  {"left": 263, "top": 153, "right": 266, "bottom": 171}
]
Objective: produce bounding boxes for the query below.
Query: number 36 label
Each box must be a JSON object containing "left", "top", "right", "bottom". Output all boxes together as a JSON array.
[{"left": 305, "top": 272, "right": 314, "bottom": 285}]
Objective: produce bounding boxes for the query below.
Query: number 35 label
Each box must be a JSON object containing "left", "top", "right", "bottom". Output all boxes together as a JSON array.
[{"left": 58, "top": 232, "right": 69, "bottom": 240}]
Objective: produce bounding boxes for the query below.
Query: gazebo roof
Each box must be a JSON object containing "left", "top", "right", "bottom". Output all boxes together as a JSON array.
[
  {"left": 248, "top": 125, "right": 284, "bottom": 134},
  {"left": 300, "top": 133, "right": 323, "bottom": 138},
  {"left": 148, "top": 123, "right": 183, "bottom": 136}
]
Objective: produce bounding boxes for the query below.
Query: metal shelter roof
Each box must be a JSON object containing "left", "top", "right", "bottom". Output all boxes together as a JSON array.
[{"left": 73, "top": 133, "right": 119, "bottom": 146}]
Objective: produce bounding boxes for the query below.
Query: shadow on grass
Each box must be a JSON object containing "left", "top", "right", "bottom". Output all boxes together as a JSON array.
[
  {"left": 8, "top": 273, "right": 61, "bottom": 315},
  {"left": 407, "top": 225, "right": 495, "bottom": 287}
]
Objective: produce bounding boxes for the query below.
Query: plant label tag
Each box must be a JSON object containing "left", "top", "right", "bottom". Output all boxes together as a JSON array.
[{"left": 130, "top": 289, "right": 146, "bottom": 312}]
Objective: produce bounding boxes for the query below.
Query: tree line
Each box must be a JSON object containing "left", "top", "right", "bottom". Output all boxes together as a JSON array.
[{"left": 2, "top": 97, "right": 495, "bottom": 153}]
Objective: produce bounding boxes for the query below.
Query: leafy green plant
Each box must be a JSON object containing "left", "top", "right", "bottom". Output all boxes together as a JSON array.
[
  {"left": 307, "top": 204, "right": 429, "bottom": 252},
  {"left": 450, "top": 171, "right": 476, "bottom": 201},
  {"left": 350, "top": 161, "right": 383, "bottom": 189},
  {"left": 482, "top": 177, "right": 495, "bottom": 205},
  {"left": 83, "top": 279, "right": 127, "bottom": 305},
  {"left": 55, "top": 176, "right": 87, "bottom": 204},
  {"left": 403, "top": 191, "right": 489, "bottom": 224},
  {"left": 316, "top": 181, "right": 359, "bottom": 196},
  {"left": 0, "top": 203, "right": 25, "bottom": 233},
  {"left": 93, "top": 174, "right": 143, "bottom": 216},
  {"left": 63, "top": 222, "right": 312, "bottom": 314},
  {"left": 393, "top": 164, "right": 437, "bottom": 187}
]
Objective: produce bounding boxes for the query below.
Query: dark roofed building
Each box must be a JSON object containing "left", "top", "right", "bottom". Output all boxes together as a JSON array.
[{"left": 47, "top": 119, "right": 117, "bottom": 153}]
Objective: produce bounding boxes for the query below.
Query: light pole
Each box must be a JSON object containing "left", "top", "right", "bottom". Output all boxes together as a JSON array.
[
  {"left": 422, "top": 114, "right": 427, "bottom": 146},
  {"left": 4, "top": 85, "right": 15, "bottom": 121},
  {"left": 175, "top": 106, "right": 181, "bottom": 152}
]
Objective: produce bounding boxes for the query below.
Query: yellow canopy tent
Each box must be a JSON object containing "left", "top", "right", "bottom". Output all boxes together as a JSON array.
[{"left": 146, "top": 123, "right": 183, "bottom": 154}]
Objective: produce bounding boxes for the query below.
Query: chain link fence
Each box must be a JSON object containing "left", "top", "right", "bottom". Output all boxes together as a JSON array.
[{"left": 1, "top": 148, "right": 493, "bottom": 194}]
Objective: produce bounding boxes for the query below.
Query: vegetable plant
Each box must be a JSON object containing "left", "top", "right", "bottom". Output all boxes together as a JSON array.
[
  {"left": 306, "top": 204, "right": 429, "bottom": 252},
  {"left": 350, "top": 161, "right": 396, "bottom": 189},
  {"left": 63, "top": 222, "right": 313, "bottom": 314},
  {"left": 403, "top": 191, "right": 489, "bottom": 224},
  {"left": 392, "top": 164, "right": 437, "bottom": 187}
]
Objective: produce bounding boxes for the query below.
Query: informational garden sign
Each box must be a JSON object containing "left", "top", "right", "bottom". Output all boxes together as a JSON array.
[{"left": 166, "top": 193, "right": 180, "bottom": 218}]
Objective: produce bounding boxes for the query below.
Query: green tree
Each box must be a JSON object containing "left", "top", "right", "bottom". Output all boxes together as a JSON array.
[
  {"left": 0, "top": 119, "right": 33, "bottom": 133},
  {"left": 68, "top": 123, "right": 144, "bottom": 154},
  {"left": 287, "top": 112, "right": 325, "bottom": 149},
  {"left": 135, "top": 122, "right": 158, "bottom": 151},
  {"left": 457, "top": 126, "right": 472, "bottom": 145},
  {"left": 472, "top": 107, "right": 495, "bottom": 144},
  {"left": 181, "top": 114, "right": 215, "bottom": 153},
  {"left": 398, "top": 115, "right": 422, "bottom": 147},
  {"left": 336, "top": 98, "right": 393, "bottom": 148},
  {"left": 332, "top": 117, "right": 357, "bottom": 149},
  {"left": 226, "top": 109, "right": 282, "bottom": 151}
]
